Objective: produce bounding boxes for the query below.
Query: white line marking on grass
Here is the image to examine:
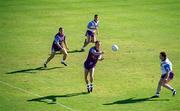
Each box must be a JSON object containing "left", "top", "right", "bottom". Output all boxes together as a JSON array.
[{"left": 0, "top": 80, "right": 77, "bottom": 111}]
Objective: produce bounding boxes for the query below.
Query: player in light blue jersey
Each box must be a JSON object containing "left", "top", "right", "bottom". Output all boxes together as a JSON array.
[
  {"left": 152, "top": 52, "right": 176, "bottom": 98},
  {"left": 81, "top": 14, "right": 99, "bottom": 52},
  {"left": 44, "top": 27, "right": 69, "bottom": 67}
]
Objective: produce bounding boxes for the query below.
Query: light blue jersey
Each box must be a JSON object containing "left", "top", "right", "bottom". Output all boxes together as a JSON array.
[
  {"left": 87, "top": 20, "right": 99, "bottom": 33},
  {"left": 161, "top": 58, "right": 172, "bottom": 75}
]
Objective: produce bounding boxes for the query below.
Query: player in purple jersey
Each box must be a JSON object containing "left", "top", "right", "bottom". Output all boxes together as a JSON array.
[
  {"left": 84, "top": 41, "right": 104, "bottom": 93},
  {"left": 81, "top": 14, "right": 99, "bottom": 52},
  {"left": 152, "top": 52, "right": 176, "bottom": 98},
  {"left": 44, "top": 27, "right": 69, "bottom": 67}
]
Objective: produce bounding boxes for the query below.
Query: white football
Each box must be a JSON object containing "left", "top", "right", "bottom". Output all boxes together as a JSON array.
[{"left": 112, "top": 44, "right": 119, "bottom": 51}]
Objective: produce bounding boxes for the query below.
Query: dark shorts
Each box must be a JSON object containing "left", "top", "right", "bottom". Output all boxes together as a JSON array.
[
  {"left": 84, "top": 66, "right": 95, "bottom": 71},
  {"left": 51, "top": 43, "right": 62, "bottom": 52},
  {"left": 85, "top": 30, "right": 94, "bottom": 37},
  {"left": 84, "top": 62, "right": 95, "bottom": 70},
  {"left": 161, "top": 71, "right": 174, "bottom": 79}
]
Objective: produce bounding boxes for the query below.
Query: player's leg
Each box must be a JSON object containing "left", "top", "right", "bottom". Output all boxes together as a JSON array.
[
  {"left": 44, "top": 51, "right": 56, "bottom": 68},
  {"left": 162, "top": 83, "right": 176, "bottom": 96},
  {"left": 156, "top": 79, "right": 163, "bottom": 95},
  {"left": 81, "top": 37, "right": 91, "bottom": 51},
  {"left": 91, "top": 35, "right": 96, "bottom": 43},
  {"left": 84, "top": 68, "right": 89, "bottom": 84},
  {"left": 154, "top": 77, "right": 165, "bottom": 97},
  {"left": 89, "top": 68, "right": 95, "bottom": 92},
  {"left": 84, "top": 68, "right": 90, "bottom": 93},
  {"left": 60, "top": 48, "right": 68, "bottom": 66},
  {"left": 81, "top": 31, "right": 93, "bottom": 51},
  {"left": 162, "top": 82, "right": 174, "bottom": 91},
  {"left": 162, "top": 72, "right": 176, "bottom": 96}
]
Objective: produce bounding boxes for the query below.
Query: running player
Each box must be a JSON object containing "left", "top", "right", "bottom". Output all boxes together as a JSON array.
[
  {"left": 81, "top": 14, "right": 99, "bottom": 52},
  {"left": 44, "top": 27, "right": 69, "bottom": 67},
  {"left": 152, "top": 51, "right": 176, "bottom": 98},
  {"left": 84, "top": 41, "right": 104, "bottom": 93}
]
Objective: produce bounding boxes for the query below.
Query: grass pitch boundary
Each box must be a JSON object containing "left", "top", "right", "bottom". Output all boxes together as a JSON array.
[{"left": 0, "top": 80, "right": 77, "bottom": 111}]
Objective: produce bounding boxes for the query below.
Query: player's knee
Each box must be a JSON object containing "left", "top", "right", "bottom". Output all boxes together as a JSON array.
[
  {"left": 161, "top": 80, "right": 166, "bottom": 86},
  {"left": 164, "top": 79, "right": 168, "bottom": 83},
  {"left": 64, "top": 52, "right": 68, "bottom": 56},
  {"left": 162, "top": 82, "right": 167, "bottom": 87}
]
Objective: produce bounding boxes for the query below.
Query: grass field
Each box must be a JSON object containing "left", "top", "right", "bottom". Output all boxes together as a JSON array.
[{"left": 0, "top": 0, "right": 180, "bottom": 111}]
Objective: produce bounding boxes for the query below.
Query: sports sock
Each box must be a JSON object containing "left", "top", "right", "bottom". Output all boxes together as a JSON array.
[{"left": 90, "top": 83, "right": 93, "bottom": 87}]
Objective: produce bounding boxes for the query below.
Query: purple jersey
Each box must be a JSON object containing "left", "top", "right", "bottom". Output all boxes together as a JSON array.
[
  {"left": 51, "top": 33, "right": 65, "bottom": 52},
  {"left": 54, "top": 33, "right": 65, "bottom": 45},
  {"left": 84, "top": 46, "right": 100, "bottom": 69}
]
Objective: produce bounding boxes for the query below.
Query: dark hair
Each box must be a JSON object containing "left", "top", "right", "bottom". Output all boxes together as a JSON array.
[
  {"left": 95, "top": 40, "right": 100, "bottom": 44},
  {"left": 160, "top": 51, "right": 167, "bottom": 58},
  {"left": 59, "top": 27, "right": 63, "bottom": 31},
  {"left": 94, "top": 14, "right": 98, "bottom": 18}
]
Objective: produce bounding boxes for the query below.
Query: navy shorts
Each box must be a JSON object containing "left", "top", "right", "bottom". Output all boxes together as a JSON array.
[
  {"left": 84, "top": 62, "right": 96, "bottom": 70},
  {"left": 85, "top": 30, "right": 94, "bottom": 37},
  {"left": 51, "top": 43, "right": 62, "bottom": 52},
  {"left": 161, "top": 71, "right": 174, "bottom": 79}
]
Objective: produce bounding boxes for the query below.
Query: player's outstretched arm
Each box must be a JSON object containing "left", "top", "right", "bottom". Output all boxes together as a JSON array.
[{"left": 63, "top": 37, "right": 69, "bottom": 50}]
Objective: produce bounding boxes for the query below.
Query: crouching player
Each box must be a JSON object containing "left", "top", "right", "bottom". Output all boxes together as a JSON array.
[
  {"left": 44, "top": 27, "right": 69, "bottom": 67},
  {"left": 84, "top": 41, "right": 104, "bottom": 93},
  {"left": 153, "top": 51, "right": 176, "bottom": 98}
]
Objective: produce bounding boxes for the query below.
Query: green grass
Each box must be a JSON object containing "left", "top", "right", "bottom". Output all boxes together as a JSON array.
[{"left": 0, "top": 0, "right": 180, "bottom": 111}]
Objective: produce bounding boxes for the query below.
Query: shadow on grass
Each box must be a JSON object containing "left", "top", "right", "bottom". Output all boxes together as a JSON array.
[
  {"left": 6, "top": 66, "right": 63, "bottom": 74},
  {"left": 103, "top": 97, "right": 170, "bottom": 105},
  {"left": 51, "top": 49, "right": 83, "bottom": 55},
  {"left": 67, "top": 49, "right": 83, "bottom": 53},
  {"left": 27, "top": 92, "right": 89, "bottom": 104}
]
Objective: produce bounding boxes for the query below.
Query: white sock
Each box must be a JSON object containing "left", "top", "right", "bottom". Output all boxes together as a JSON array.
[
  {"left": 155, "top": 93, "right": 160, "bottom": 96},
  {"left": 90, "top": 83, "right": 93, "bottom": 88},
  {"left": 61, "top": 60, "right": 65, "bottom": 63},
  {"left": 87, "top": 84, "right": 90, "bottom": 88}
]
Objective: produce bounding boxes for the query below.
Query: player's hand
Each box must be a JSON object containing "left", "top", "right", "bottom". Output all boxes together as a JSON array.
[
  {"left": 62, "top": 48, "right": 66, "bottom": 52},
  {"left": 99, "top": 57, "right": 104, "bottom": 61}
]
